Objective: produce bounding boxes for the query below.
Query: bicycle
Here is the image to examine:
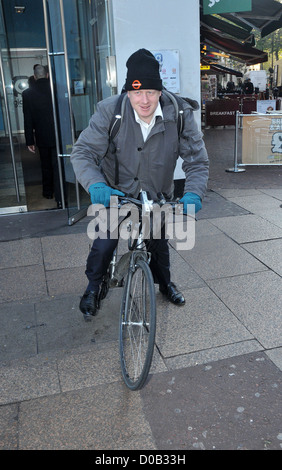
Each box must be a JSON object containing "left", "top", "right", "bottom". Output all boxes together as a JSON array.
[{"left": 97, "top": 190, "right": 186, "bottom": 390}]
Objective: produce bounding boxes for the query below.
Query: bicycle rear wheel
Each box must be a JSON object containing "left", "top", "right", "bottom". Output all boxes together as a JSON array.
[{"left": 119, "top": 258, "right": 156, "bottom": 390}]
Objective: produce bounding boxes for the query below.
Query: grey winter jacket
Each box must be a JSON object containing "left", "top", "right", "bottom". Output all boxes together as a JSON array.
[{"left": 70, "top": 91, "right": 209, "bottom": 201}]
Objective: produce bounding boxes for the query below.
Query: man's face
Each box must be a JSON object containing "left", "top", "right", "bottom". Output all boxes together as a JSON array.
[{"left": 127, "top": 89, "right": 161, "bottom": 124}]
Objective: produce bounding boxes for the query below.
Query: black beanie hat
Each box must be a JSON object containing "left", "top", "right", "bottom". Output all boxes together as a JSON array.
[{"left": 124, "top": 49, "right": 162, "bottom": 91}]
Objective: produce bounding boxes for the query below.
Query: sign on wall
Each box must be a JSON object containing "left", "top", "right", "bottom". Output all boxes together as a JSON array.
[
  {"left": 256, "top": 100, "right": 276, "bottom": 113},
  {"left": 203, "top": 0, "right": 252, "bottom": 15},
  {"left": 152, "top": 50, "right": 180, "bottom": 93},
  {"left": 242, "top": 115, "right": 282, "bottom": 164}
]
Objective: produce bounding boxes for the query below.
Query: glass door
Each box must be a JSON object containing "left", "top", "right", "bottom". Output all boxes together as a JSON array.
[
  {"left": 43, "top": 0, "right": 116, "bottom": 225},
  {"left": 0, "top": 2, "right": 27, "bottom": 214}
]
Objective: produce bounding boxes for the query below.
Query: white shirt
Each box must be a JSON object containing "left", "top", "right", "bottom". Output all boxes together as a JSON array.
[{"left": 134, "top": 103, "right": 163, "bottom": 141}]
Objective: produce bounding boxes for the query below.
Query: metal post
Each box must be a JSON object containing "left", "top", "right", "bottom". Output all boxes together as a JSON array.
[
  {"left": 226, "top": 111, "right": 245, "bottom": 172},
  {"left": 0, "top": 46, "right": 21, "bottom": 201},
  {"left": 42, "top": 0, "right": 66, "bottom": 208}
]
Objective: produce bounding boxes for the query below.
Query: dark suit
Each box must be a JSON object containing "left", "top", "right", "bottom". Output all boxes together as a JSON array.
[
  {"left": 243, "top": 80, "right": 254, "bottom": 95},
  {"left": 22, "top": 78, "right": 62, "bottom": 204}
]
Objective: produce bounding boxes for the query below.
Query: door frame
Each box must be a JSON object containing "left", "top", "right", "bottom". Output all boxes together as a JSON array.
[
  {"left": 0, "top": 1, "right": 27, "bottom": 214},
  {"left": 42, "top": 0, "right": 87, "bottom": 225}
]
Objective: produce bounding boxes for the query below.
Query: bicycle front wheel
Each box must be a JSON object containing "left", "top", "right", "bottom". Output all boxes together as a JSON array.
[{"left": 119, "top": 258, "right": 156, "bottom": 390}]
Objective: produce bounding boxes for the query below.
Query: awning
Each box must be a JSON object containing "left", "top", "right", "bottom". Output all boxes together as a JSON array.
[
  {"left": 201, "top": 25, "right": 268, "bottom": 65},
  {"left": 202, "top": 14, "right": 253, "bottom": 41},
  {"left": 200, "top": 0, "right": 282, "bottom": 65},
  {"left": 220, "top": 0, "right": 282, "bottom": 38},
  {"left": 201, "top": 59, "right": 243, "bottom": 77}
]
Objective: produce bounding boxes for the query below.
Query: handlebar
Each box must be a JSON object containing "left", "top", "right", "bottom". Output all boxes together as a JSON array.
[
  {"left": 118, "top": 191, "right": 182, "bottom": 211},
  {"left": 116, "top": 191, "right": 197, "bottom": 222}
]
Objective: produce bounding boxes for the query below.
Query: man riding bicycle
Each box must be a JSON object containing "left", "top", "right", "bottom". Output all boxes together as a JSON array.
[{"left": 70, "top": 48, "right": 209, "bottom": 320}]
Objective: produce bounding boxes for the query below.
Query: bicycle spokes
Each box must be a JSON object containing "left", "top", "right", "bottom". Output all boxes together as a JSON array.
[{"left": 119, "top": 259, "right": 156, "bottom": 390}]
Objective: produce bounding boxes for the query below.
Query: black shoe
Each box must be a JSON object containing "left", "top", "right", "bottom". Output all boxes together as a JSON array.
[
  {"left": 79, "top": 290, "right": 99, "bottom": 321},
  {"left": 159, "top": 282, "right": 185, "bottom": 305},
  {"left": 43, "top": 194, "right": 53, "bottom": 199}
]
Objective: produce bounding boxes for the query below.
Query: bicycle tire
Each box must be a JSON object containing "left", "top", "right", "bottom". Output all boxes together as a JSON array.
[{"left": 119, "top": 258, "right": 156, "bottom": 390}]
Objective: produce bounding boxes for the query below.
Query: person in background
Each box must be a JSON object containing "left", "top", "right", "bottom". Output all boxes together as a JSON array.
[
  {"left": 22, "top": 64, "right": 63, "bottom": 208},
  {"left": 226, "top": 80, "right": 235, "bottom": 93},
  {"left": 273, "top": 86, "right": 279, "bottom": 99},
  {"left": 243, "top": 78, "right": 254, "bottom": 95}
]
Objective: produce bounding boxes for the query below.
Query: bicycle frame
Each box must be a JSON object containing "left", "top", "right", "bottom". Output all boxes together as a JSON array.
[{"left": 112, "top": 191, "right": 186, "bottom": 389}]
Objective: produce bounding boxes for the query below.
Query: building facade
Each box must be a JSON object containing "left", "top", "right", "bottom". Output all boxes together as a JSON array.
[{"left": 0, "top": 0, "right": 200, "bottom": 224}]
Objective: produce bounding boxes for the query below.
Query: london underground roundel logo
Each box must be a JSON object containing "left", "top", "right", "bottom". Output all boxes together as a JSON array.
[{"left": 132, "top": 80, "right": 142, "bottom": 89}]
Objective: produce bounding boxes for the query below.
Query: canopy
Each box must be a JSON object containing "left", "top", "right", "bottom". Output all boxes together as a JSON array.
[
  {"left": 201, "top": 58, "right": 243, "bottom": 77},
  {"left": 202, "top": 14, "right": 253, "bottom": 42},
  {"left": 200, "top": 0, "right": 282, "bottom": 65},
  {"left": 201, "top": 25, "right": 268, "bottom": 65},
  {"left": 220, "top": 0, "right": 282, "bottom": 38}
]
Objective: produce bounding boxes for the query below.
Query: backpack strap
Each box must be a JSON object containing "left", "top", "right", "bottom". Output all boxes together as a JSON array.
[
  {"left": 162, "top": 89, "right": 200, "bottom": 136},
  {"left": 161, "top": 89, "right": 184, "bottom": 136},
  {"left": 108, "top": 92, "right": 127, "bottom": 185},
  {"left": 109, "top": 92, "right": 126, "bottom": 143}
]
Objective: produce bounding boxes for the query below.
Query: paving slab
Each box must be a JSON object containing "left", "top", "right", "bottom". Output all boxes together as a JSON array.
[
  {"left": 0, "top": 265, "right": 47, "bottom": 303},
  {"left": 242, "top": 239, "right": 282, "bottom": 276},
  {"left": 41, "top": 233, "right": 90, "bottom": 270},
  {"left": 18, "top": 381, "right": 156, "bottom": 450},
  {"left": 140, "top": 351, "right": 282, "bottom": 450},
  {"left": 0, "top": 302, "right": 37, "bottom": 362},
  {"left": 214, "top": 189, "right": 282, "bottom": 229},
  {"left": 0, "top": 209, "right": 88, "bottom": 242},
  {"left": 35, "top": 294, "right": 98, "bottom": 353},
  {"left": 0, "top": 238, "right": 43, "bottom": 268},
  {"left": 258, "top": 210, "right": 282, "bottom": 229},
  {"left": 259, "top": 188, "right": 282, "bottom": 200},
  {"left": 174, "top": 231, "right": 266, "bottom": 280},
  {"left": 209, "top": 214, "right": 282, "bottom": 244},
  {"left": 45, "top": 266, "right": 86, "bottom": 296},
  {"left": 204, "top": 127, "right": 282, "bottom": 191},
  {"left": 0, "top": 404, "right": 18, "bottom": 450},
  {"left": 58, "top": 341, "right": 166, "bottom": 394},
  {"left": 213, "top": 188, "right": 263, "bottom": 198},
  {"left": 155, "top": 286, "right": 253, "bottom": 358},
  {"left": 197, "top": 190, "right": 249, "bottom": 220},
  {"left": 266, "top": 348, "right": 282, "bottom": 371},
  {"left": 0, "top": 355, "right": 60, "bottom": 405},
  {"left": 164, "top": 340, "right": 263, "bottom": 370},
  {"left": 168, "top": 247, "right": 205, "bottom": 289},
  {"left": 57, "top": 342, "right": 122, "bottom": 392},
  {"left": 207, "top": 271, "right": 282, "bottom": 349},
  {"left": 228, "top": 193, "right": 282, "bottom": 215}
]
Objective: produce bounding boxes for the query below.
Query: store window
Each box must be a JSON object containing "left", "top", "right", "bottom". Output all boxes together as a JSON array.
[{"left": 0, "top": 0, "right": 116, "bottom": 219}]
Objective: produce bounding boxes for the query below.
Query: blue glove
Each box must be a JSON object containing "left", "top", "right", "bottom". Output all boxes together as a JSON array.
[
  {"left": 179, "top": 192, "right": 202, "bottom": 214},
  {"left": 89, "top": 182, "right": 124, "bottom": 207}
]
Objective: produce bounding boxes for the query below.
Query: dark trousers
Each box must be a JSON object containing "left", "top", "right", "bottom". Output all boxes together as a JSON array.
[
  {"left": 38, "top": 146, "right": 61, "bottom": 203},
  {"left": 85, "top": 233, "right": 171, "bottom": 293}
]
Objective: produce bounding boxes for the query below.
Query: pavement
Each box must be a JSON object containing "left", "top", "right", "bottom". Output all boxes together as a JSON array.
[{"left": 1, "top": 126, "right": 282, "bottom": 451}]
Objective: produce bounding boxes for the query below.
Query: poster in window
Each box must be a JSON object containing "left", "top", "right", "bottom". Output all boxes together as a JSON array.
[
  {"left": 242, "top": 115, "right": 282, "bottom": 164},
  {"left": 152, "top": 50, "right": 180, "bottom": 94},
  {"left": 73, "top": 80, "right": 84, "bottom": 95}
]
